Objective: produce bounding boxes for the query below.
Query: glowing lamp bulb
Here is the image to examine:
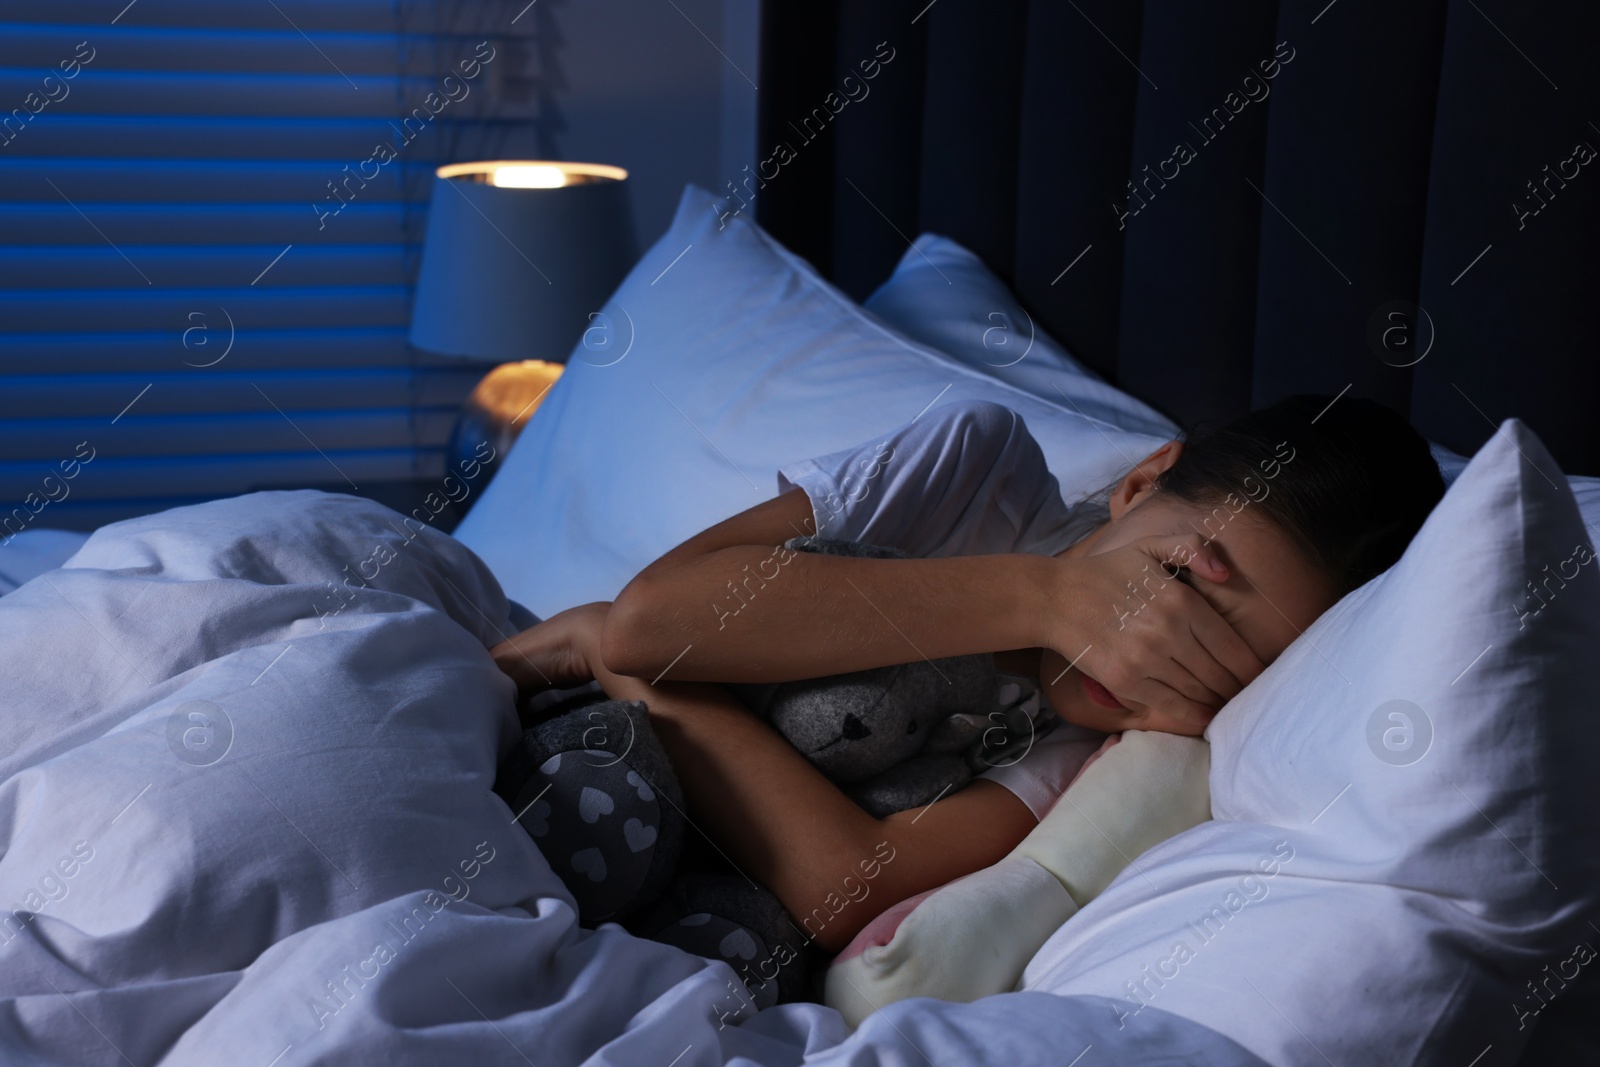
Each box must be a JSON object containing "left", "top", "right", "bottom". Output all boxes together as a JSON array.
[{"left": 491, "top": 165, "right": 569, "bottom": 189}]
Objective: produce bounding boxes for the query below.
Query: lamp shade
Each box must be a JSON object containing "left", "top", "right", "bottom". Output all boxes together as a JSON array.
[{"left": 408, "top": 160, "right": 638, "bottom": 362}]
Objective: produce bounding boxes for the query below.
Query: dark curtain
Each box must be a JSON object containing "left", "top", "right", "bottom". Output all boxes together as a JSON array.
[{"left": 756, "top": 0, "right": 1600, "bottom": 476}]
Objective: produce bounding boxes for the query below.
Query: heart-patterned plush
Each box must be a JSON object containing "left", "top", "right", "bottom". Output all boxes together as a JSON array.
[
  {"left": 578, "top": 786, "right": 614, "bottom": 824},
  {"left": 570, "top": 847, "right": 607, "bottom": 883}
]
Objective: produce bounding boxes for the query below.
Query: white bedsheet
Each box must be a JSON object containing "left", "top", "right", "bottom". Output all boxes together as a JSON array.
[{"left": 0, "top": 490, "right": 1258, "bottom": 1066}]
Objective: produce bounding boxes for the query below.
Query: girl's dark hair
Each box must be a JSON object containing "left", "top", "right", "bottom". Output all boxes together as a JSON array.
[{"left": 1154, "top": 394, "right": 1446, "bottom": 595}]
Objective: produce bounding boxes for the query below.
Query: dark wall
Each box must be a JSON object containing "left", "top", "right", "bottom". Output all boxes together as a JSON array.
[{"left": 756, "top": 0, "right": 1600, "bottom": 476}]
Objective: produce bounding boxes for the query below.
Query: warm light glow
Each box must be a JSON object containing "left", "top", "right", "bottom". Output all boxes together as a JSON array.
[
  {"left": 491, "top": 165, "right": 569, "bottom": 189},
  {"left": 470, "top": 360, "right": 565, "bottom": 428},
  {"left": 437, "top": 160, "right": 629, "bottom": 187}
]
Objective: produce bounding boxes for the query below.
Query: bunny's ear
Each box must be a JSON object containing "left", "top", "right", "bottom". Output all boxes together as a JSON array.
[{"left": 923, "top": 711, "right": 988, "bottom": 754}]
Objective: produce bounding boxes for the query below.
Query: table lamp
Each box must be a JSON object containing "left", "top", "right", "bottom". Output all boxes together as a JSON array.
[{"left": 408, "top": 160, "right": 638, "bottom": 498}]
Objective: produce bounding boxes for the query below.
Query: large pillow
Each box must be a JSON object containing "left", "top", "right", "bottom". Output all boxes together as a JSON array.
[
  {"left": 862, "top": 233, "right": 1178, "bottom": 439},
  {"left": 454, "top": 185, "right": 1173, "bottom": 618},
  {"left": 1434, "top": 440, "right": 1600, "bottom": 527},
  {"left": 1018, "top": 420, "right": 1600, "bottom": 1065}
]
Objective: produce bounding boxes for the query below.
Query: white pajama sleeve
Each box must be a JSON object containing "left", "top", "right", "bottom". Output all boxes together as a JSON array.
[
  {"left": 774, "top": 398, "right": 1082, "bottom": 559},
  {"left": 976, "top": 724, "right": 1106, "bottom": 820}
]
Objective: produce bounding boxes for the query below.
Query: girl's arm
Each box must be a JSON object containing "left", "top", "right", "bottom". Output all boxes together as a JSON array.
[
  {"left": 599, "top": 487, "right": 1055, "bottom": 684},
  {"left": 556, "top": 603, "right": 1040, "bottom": 956},
  {"left": 586, "top": 487, "right": 1260, "bottom": 726}
]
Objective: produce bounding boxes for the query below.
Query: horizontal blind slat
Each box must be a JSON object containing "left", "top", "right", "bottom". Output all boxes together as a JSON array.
[
  {"left": 0, "top": 408, "right": 460, "bottom": 461},
  {"left": 0, "top": 204, "right": 421, "bottom": 244},
  {"left": 3, "top": 115, "right": 450, "bottom": 159},
  {"left": 0, "top": 327, "right": 435, "bottom": 372},
  {"left": 0, "top": 69, "right": 520, "bottom": 119},
  {"left": 0, "top": 449, "right": 431, "bottom": 502},
  {"left": 0, "top": 3, "right": 511, "bottom": 520},
  {"left": 0, "top": 25, "right": 443, "bottom": 75},
  {"left": 0, "top": 159, "right": 437, "bottom": 202},
  {"left": 0, "top": 288, "right": 414, "bottom": 331},
  {"left": 0, "top": 2, "right": 519, "bottom": 33},
  {"left": 0, "top": 246, "right": 420, "bottom": 288},
  {"left": 0, "top": 367, "right": 480, "bottom": 418}
]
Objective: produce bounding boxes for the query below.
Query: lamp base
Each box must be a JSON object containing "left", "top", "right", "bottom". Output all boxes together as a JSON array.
[{"left": 447, "top": 360, "right": 564, "bottom": 515}]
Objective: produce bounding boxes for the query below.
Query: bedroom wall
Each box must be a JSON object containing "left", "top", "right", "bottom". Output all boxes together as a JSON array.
[
  {"left": 752, "top": 0, "right": 1600, "bottom": 476},
  {"left": 531, "top": 0, "right": 760, "bottom": 245}
]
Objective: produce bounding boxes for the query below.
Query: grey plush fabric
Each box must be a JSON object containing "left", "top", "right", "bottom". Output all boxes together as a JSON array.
[
  {"left": 494, "top": 699, "right": 685, "bottom": 926},
  {"left": 497, "top": 534, "right": 1027, "bottom": 1002},
  {"left": 843, "top": 752, "right": 973, "bottom": 818},
  {"left": 629, "top": 872, "right": 812, "bottom": 1008},
  {"left": 499, "top": 702, "right": 818, "bottom": 1004},
  {"left": 732, "top": 657, "right": 994, "bottom": 783},
  {"left": 727, "top": 535, "right": 1003, "bottom": 810}
]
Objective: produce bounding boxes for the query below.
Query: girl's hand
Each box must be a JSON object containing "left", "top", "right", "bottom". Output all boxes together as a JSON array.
[
  {"left": 490, "top": 601, "right": 612, "bottom": 696},
  {"left": 1046, "top": 534, "right": 1265, "bottom": 732}
]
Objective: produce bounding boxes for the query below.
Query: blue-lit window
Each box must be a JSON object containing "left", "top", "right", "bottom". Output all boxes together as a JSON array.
[{"left": 0, "top": 0, "right": 542, "bottom": 529}]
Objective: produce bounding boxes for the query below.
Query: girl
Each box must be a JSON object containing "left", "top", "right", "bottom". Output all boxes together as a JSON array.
[{"left": 492, "top": 395, "right": 1444, "bottom": 964}]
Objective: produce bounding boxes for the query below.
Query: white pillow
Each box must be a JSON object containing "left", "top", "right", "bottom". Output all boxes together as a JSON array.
[
  {"left": 454, "top": 186, "right": 1173, "bottom": 618},
  {"left": 1434, "top": 440, "right": 1600, "bottom": 532},
  {"left": 1020, "top": 420, "right": 1600, "bottom": 1065},
  {"left": 862, "top": 233, "right": 1178, "bottom": 440},
  {"left": 863, "top": 234, "right": 1600, "bottom": 547}
]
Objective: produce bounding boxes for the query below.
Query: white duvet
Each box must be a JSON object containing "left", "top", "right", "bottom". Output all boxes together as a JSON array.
[{"left": 0, "top": 490, "right": 1258, "bottom": 1066}]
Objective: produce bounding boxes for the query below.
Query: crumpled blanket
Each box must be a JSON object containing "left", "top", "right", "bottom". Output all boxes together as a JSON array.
[{"left": 0, "top": 489, "right": 1262, "bottom": 1066}]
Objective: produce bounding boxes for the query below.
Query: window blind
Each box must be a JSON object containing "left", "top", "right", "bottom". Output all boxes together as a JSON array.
[{"left": 0, "top": 0, "right": 540, "bottom": 531}]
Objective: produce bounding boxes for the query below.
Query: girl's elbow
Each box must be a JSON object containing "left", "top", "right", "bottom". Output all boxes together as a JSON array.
[
  {"left": 600, "top": 579, "right": 662, "bottom": 676},
  {"left": 795, "top": 838, "right": 898, "bottom": 956},
  {"left": 805, "top": 883, "right": 883, "bottom": 955},
  {"left": 782, "top": 878, "right": 861, "bottom": 956}
]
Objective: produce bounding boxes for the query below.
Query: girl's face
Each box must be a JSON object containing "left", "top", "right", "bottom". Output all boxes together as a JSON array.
[{"left": 1041, "top": 441, "right": 1342, "bottom": 736}]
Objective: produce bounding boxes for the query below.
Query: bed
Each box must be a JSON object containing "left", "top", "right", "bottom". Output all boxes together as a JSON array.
[{"left": 4, "top": 3, "right": 1600, "bottom": 1065}]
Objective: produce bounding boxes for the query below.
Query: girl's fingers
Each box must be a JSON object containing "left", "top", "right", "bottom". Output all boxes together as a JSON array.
[
  {"left": 1184, "top": 600, "right": 1266, "bottom": 691},
  {"left": 1126, "top": 559, "right": 1258, "bottom": 700},
  {"left": 1175, "top": 637, "right": 1245, "bottom": 703},
  {"left": 1120, "top": 675, "right": 1217, "bottom": 730},
  {"left": 1163, "top": 656, "right": 1228, "bottom": 710},
  {"left": 1143, "top": 533, "right": 1229, "bottom": 584}
]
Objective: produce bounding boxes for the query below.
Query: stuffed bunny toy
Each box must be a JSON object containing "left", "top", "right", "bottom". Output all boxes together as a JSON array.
[
  {"left": 722, "top": 535, "right": 1041, "bottom": 816},
  {"left": 494, "top": 535, "right": 1047, "bottom": 1007}
]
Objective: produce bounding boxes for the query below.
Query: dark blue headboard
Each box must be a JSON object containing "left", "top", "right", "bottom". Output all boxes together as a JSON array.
[{"left": 754, "top": 0, "right": 1600, "bottom": 476}]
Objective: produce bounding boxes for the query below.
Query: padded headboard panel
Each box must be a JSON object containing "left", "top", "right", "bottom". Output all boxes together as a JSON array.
[{"left": 755, "top": 0, "right": 1600, "bottom": 476}]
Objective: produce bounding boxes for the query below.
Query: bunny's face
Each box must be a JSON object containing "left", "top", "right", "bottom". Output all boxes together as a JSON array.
[{"left": 763, "top": 665, "right": 948, "bottom": 783}]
